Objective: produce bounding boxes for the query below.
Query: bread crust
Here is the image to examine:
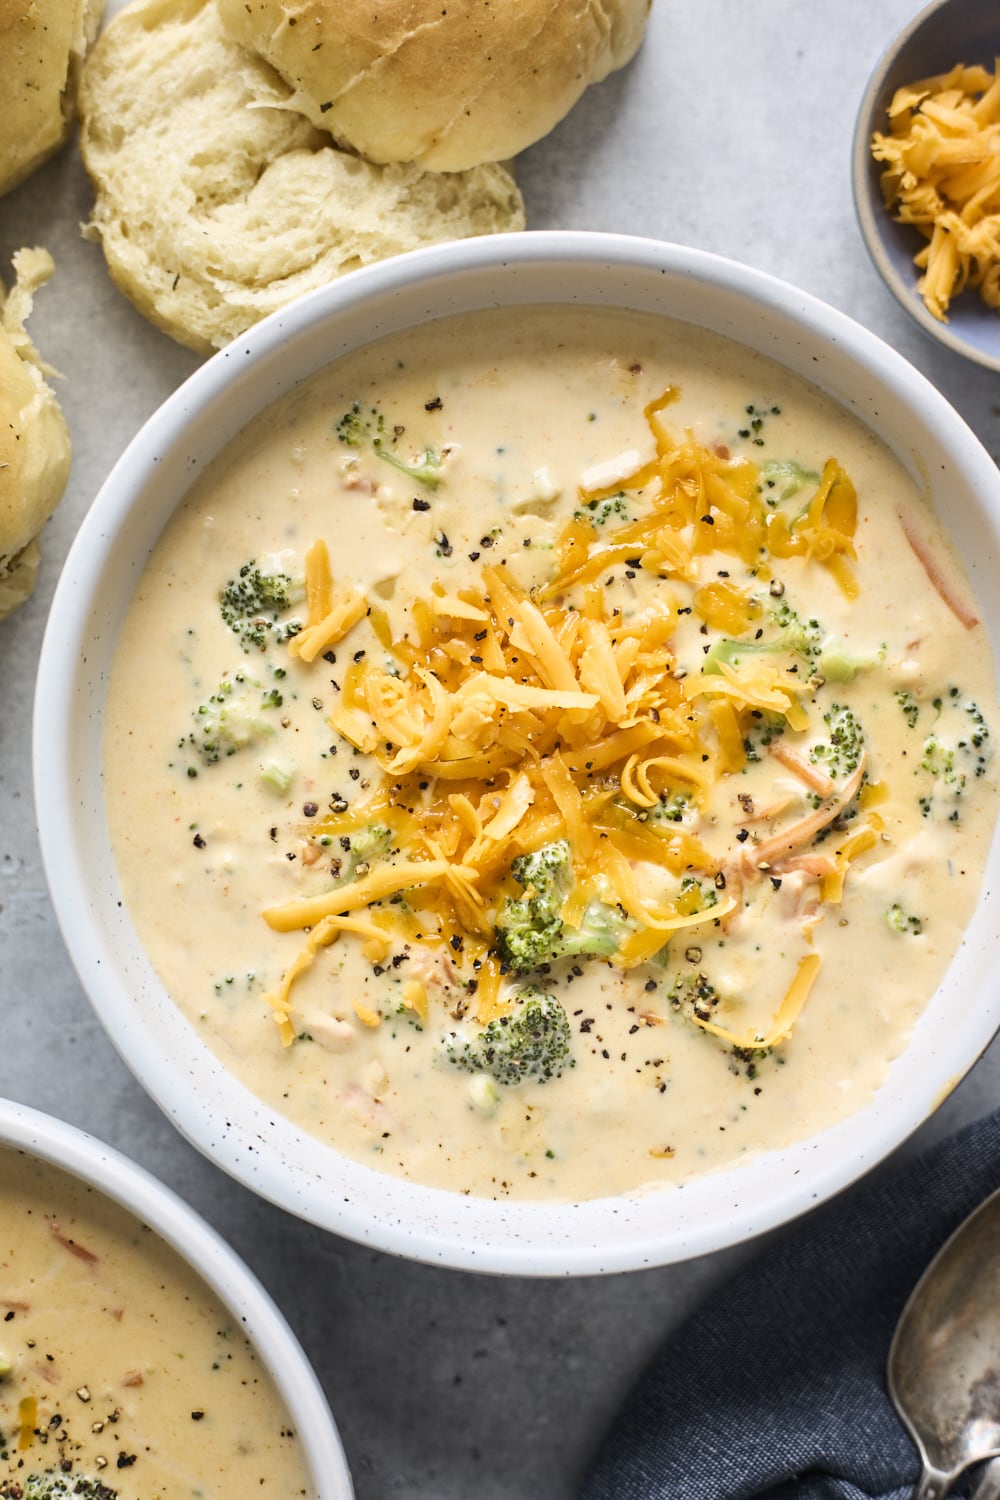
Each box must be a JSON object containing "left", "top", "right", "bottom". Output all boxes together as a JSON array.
[
  {"left": 0, "top": 249, "right": 72, "bottom": 620},
  {"left": 216, "top": 0, "right": 653, "bottom": 170},
  {"left": 0, "top": 0, "right": 105, "bottom": 197},
  {"left": 79, "top": 0, "right": 525, "bottom": 354}
]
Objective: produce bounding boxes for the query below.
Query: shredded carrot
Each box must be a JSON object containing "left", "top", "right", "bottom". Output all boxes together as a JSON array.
[{"left": 897, "top": 506, "right": 979, "bottom": 628}]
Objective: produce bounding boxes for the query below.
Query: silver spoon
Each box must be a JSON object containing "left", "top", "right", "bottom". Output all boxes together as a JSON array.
[
  {"left": 888, "top": 1185, "right": 1000, "bottom": 1500},
  {"left": 972, "top": 1459, "right": 1000, "bottom": 1500}
]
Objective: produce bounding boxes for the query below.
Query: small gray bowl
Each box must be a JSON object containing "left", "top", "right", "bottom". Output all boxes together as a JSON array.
[{"left": 852, "top": 0, "right": 1000, "bottom": 371}]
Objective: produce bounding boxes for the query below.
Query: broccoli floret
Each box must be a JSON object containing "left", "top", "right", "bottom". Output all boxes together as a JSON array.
[
  {"left": 445, "top": 987, "right": 573, "bottom": 1085},
  {"left": 219, "top": 557, "right": 303, "bottom": 652},
  {"left": 186, "top": 673, "right": 282, "bottom": 765},
  {"left": 7, "top": 1477, "right": 119, "bottom": 1499},
  {"left": 769, "top": 599, "right": 824, "bottom": 664},
  {"left": 917, "top": 691, "right": 992, "bottom": 822},
  {"left": 335, "top": 401, "right": 443, "bottom": 488},
  {"left": 492, "top": 840, "right": 631, "bottom": 972},
  {"left": 493, "top": 841, "right": 571, "bottom": 968},
  {"left": 809, "top": 703, "right": 865, "bottom": 778}
]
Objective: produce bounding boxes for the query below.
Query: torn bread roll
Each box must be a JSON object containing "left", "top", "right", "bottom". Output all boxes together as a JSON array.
[
  {"left": 216, "top": 0, "right": 653, "bottom": 172},
  {"left": 0, "top": 249, "right": 71, "bottom": 621},
  {"left": 78, "top": 0, "right": 526, "bottom": 355},
  {"left": 0, "top": 0, "right": 105, "bottom": 197}
]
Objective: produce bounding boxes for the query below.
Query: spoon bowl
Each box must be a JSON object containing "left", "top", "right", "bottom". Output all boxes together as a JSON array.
[{"left": 889, "top": 1186, "right": 1000, "bottom": 1498}]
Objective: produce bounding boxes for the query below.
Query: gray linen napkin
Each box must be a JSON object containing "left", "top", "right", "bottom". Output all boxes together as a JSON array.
[{"left": 580, "top": 1108, "right": 1000, "bottom": 1500}]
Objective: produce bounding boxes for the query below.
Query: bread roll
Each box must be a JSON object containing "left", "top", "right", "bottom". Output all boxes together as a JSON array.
[
  {"left": 0, "top": 249, "right": 72, "bottom": 621},
  {"left": 216, "top": 0, "right": 653, "bottom": 172},
  {"left": 78, "top": 0, "right": 525, "bottom": 356},
  {"left": 0, "top": 0, "right": 105, "bottom": 198}
]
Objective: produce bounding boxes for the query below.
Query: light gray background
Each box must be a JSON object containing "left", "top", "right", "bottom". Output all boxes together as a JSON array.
[{"left": 2, "top": 3, "right": 999, "bottom": 1496}]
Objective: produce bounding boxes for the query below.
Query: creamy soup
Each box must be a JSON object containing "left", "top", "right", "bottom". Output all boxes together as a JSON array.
[
  {"left": 0, "top": 1149, "right": 311, "bottom": 1498},
  {"left": 104, "top": 307, "right": 999, "bottom": 1202}
]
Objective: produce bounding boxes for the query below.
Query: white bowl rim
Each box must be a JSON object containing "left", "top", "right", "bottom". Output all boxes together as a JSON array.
[
  {"left": 0, "top": 1097, "right": 354, "bottom": 1497},
  {"left": 33, "top": 228, "right": 1000, "bottom": 1276}
]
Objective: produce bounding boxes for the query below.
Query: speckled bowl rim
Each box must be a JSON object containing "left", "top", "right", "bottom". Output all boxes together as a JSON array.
[
  {"left": 33, "top": 230, "right": 1000, "bottom": 1275},
  {"left": 0, "top": 1097, "right": 353, "bottom": 1495},
  {"left": 851, "top": 0, "right": 1000, "bottom": 371}
]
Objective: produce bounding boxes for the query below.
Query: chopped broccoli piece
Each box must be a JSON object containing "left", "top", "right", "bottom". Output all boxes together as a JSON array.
[
  {"left": 676, "top": 875, "right": 719, "bottom": 915},
  {"left": 816, "top": 641, "right": 871, "bottom": 683},
  {"left": 219, "top": 557, "right": 303, "bottom": 653},
  {"left": 895, "top": 689, "right": 920, "bottom": 729},
  {"left": 467, "top": 1072, "right": 502, "bottom": 1115},
  {"left": 445, "top": 987, "right": 573, "bottom": 1085},
  {"left": 917, "top": 691, "right": 991, "bottom": 822},
  {"left": 759, "top": 459, "right": 820, "bottom": 502},
  {"left": 573, "top": 493, "right": 630, "bottom": 526},
  {"left": 649, "top": 791, "right": 693, "bottom": 825},
  {"left": 492, "top": 840, "right": 632, "bottom": 972},
  {"left": 260, "top": 758, "right": 295, "bottom": 795},
  {"left": 8, "top": 1477, "right": 119, "bottom": 1499},
  {"left": 335, "top": 401, "right": 443, "bottom": 488},
  {"left": 705, "top": 601, "right": 871, "bottom": 691},
  {"left": 186, "top": 673, "right": 282, "bottom": 765},
  {"left": 668, "top": 970, "right": 721, "bottom": 1026},
  {"left": 809, "top": 703, "right": 865, "bottom": 778},
  {"left": 331, "top": 823, "right": 393, "bottom": 883},
  {"left": 885, "top": 904, "right": 924, "bottom": 935},
  {"left": 703, "top": 600, "right": 824, "bottom": 677}
]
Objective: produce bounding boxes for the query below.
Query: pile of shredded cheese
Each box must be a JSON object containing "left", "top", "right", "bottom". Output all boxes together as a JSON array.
[
  {"left": 262, "top": 392, "right": 879, "bottom": 1054},
  {"left": 871, "top": 61, "right": 1000, "bottom": 320}
]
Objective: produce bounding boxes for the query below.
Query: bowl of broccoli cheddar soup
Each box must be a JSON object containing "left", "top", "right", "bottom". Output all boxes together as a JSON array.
[
  {"left": 35, "top": 233, "right": 1000, "bottom": 1274},
  {"left": 0, "top": 1099, "right": 352, "bottom": 1498}
]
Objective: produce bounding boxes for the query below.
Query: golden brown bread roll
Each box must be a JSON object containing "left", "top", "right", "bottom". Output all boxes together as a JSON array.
[
  {"left": 0, "top": 249, "right": 72, "bottom": 620},
  {"left": 215, "top": 0, "right": 653, "bottom": 171},
  {"left": 0, "top": 0, "right": 105, "bottom": 197},
  {"left": 78, "top": 0, "right": 526, "bottom": 354}
]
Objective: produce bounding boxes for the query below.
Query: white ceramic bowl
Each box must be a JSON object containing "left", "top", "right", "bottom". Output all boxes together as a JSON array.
[
  {"left": 34, "top": 231, "right": 1000, "bottom": 1275},
  {"left": 0, "top": 1096, "right": 353, "bottom": 1495}
]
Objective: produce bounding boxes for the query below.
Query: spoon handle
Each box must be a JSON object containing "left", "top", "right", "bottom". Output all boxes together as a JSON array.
[
  {"left": 971, "top": 1458, "right": 1000, "bottom": 1500},
  {"left": 910, "top": 1471, "right": 955, "bottom": 1500}
]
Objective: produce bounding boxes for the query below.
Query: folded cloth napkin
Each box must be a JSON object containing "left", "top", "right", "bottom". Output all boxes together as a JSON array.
[{"left": 581, "top": 1107, "right": 1000, "bottom": 1500}]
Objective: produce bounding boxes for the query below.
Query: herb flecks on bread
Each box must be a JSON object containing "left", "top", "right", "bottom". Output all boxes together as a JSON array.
[
  {"left": 0, "top": 0, "right": 105, "bottom": 197},
  {"left": 78, "top": 0, "right": 526, "bottom": 355},
  {"left": 217, "top": 0, "right": 654, "bottom": 172},
  {"left": 0, "top": 249, "right": 71, "bottom": 622}
]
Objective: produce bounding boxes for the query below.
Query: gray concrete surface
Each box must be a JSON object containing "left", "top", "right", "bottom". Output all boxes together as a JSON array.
[{"left": 3, "top": 2, "right": 1000, "bottom": 1495}]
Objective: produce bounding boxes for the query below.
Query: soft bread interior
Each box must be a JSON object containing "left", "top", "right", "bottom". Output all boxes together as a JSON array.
[{"left": 78, "top": 0, "right": 525, "bottom": 354}]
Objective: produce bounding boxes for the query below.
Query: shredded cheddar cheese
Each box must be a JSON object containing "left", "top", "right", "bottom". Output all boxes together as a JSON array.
[
  {"left": 871, "top": 61, "right": 1000, "bottom": 320},
  {"left": 262, "top": 393, "right": 869, "bottom": 1053}
]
